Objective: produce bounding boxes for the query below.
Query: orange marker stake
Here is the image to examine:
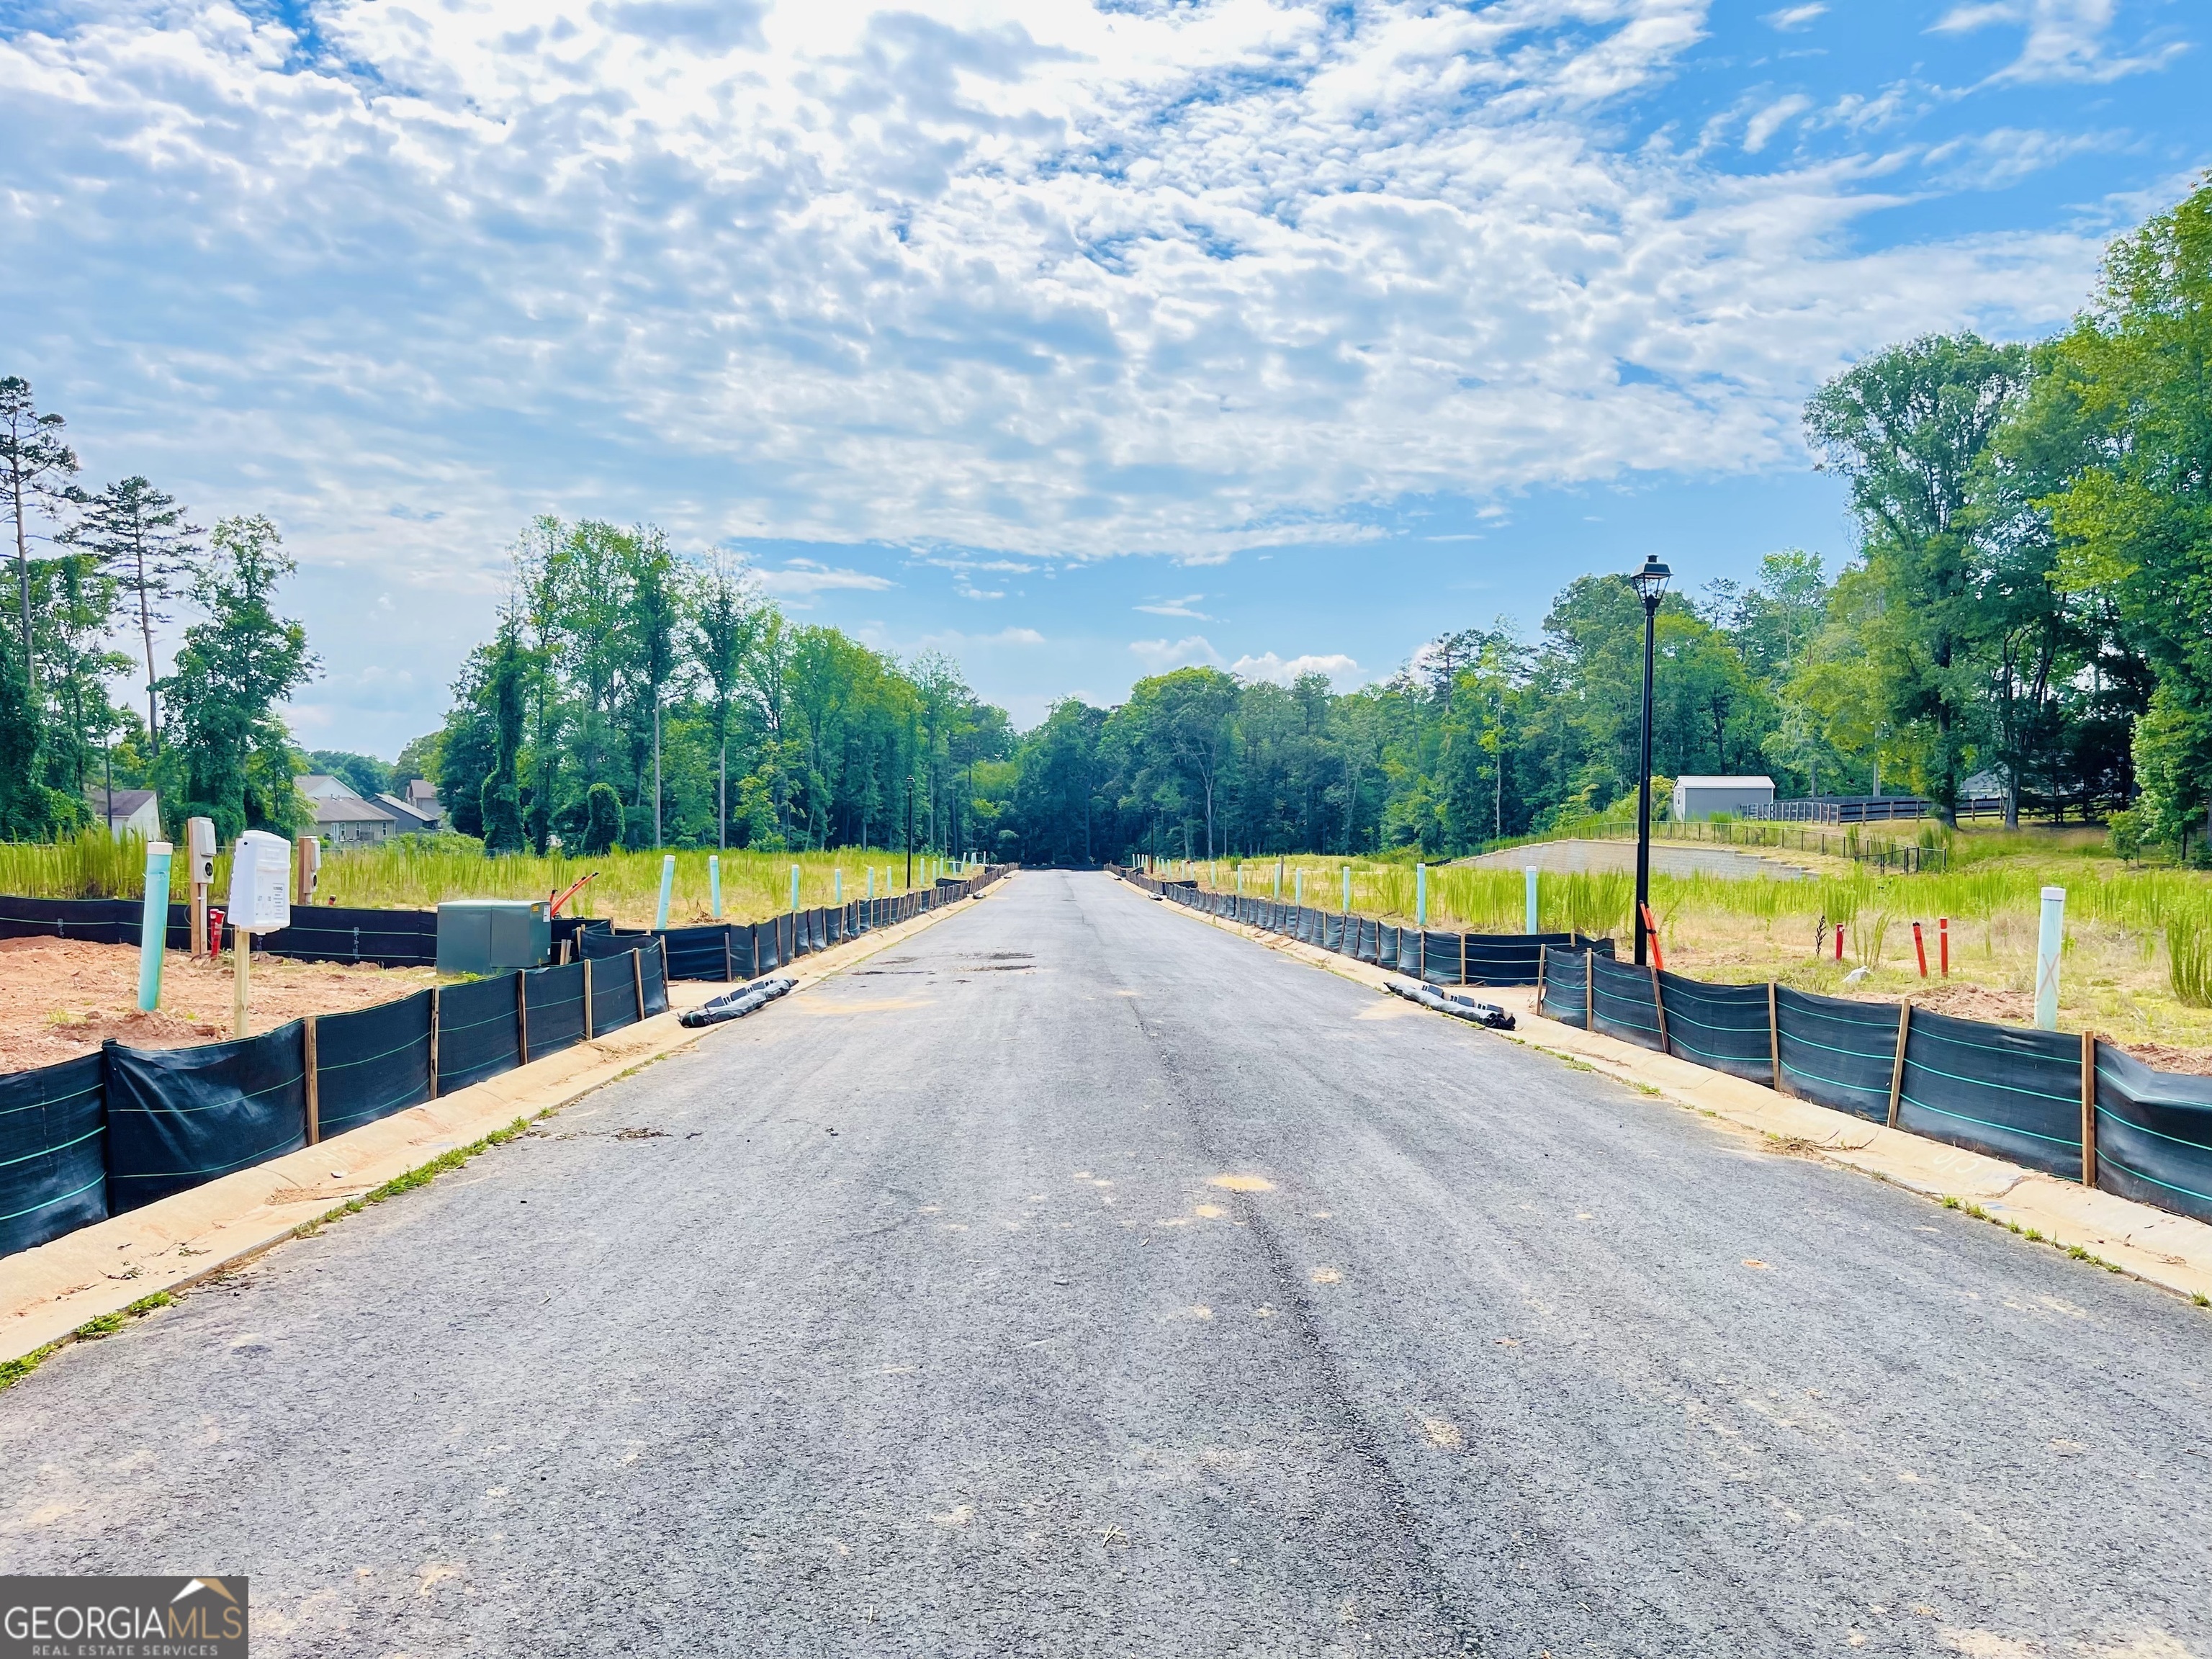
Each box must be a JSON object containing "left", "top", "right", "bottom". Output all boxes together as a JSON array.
[{"left": 1912, "top": 921, "right": 1928, "bottom": 978}]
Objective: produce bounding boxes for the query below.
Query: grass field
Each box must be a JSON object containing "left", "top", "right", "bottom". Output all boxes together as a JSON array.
[
  {"left": 1153, "top": 828, "right": 2212, "bottom": 1053},
  {"left": 0, "top": 832, "right": 968, "bottom": 928}
]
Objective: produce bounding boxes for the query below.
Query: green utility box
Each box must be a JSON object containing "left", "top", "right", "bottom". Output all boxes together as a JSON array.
[{"left": 436, "top": 899, "right": 552, "bottom": 976}]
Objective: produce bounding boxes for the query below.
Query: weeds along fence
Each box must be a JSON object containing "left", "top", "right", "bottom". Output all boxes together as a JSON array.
[
  {"left": 0, "top": 866, "right": 1012, "bottom": 1259},
  {"left": 0, "top": 832, "right": 938, "bottom": 930},
  {"left": 1120, "top": 866, "right": 2212, "bottom": 1231}
]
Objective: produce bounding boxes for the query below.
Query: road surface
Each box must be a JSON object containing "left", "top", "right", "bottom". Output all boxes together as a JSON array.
[{"left": 3, "top": 871, "right": 2206, "bottom": 1656}]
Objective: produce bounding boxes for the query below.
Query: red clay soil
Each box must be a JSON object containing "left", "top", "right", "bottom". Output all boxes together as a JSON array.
[{"left": 0, "top": 937, "right": 436, "bottom": 1074}]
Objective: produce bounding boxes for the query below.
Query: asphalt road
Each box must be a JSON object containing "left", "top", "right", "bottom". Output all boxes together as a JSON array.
[{"left": 4, "top": 871, "right": 2208, "bottom": 1658}]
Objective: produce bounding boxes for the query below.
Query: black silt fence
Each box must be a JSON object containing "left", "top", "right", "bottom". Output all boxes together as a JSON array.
[
  {"left": 592, "top": 956, "right": 644, "bottom": 1036},
  {"left": 523, "top": 962, "right": 589, "bottom": 1060},
  {"left": 657, "top": 923, "right": 736, "bottom": 981},
  {"left": 2095, "top": 1046, "right": 2212, "bottom": 1223},
  {"left": 259, "top": 906, "right": 437, "bottom": 967},
  {"left": 0, "top": 894, "right": 143, "bottom": 945},
  {"left": 1539, "top": 949, "right": 1589, "bottom": 1025},
  {"left": 313, "top": 992, "right": 433, "bottom": 1138},
  {"left": 583, "top": 927, "right": 647, "bottom": 961},
  {"left": 1588, "top": 956, "right": 1663, "bottom": 1051},
  {"left": 1897, "top": 1009, "right": 2082, "bottom": 1180},
  {"left": 642, "top": 943, "right": 669, "bottom": 1017},
  {"left": 436, "top": 974, "right": 523, "bottom": 1095},
  {"left": 1423, "top": 932, "right": 1462, "bottom": 985},
  {"left": 1775, "top": 989, "right": 1899, "bottom": 1123},
  {"left": 104, "top": 1026, "right": 308, "bottom": 1213},
  {"left": 0, "top": 1053, "right": 108, "bottom": 1255},
  {"left": 1657, "top": 974, "right": 1773, "bottom": 1084}
]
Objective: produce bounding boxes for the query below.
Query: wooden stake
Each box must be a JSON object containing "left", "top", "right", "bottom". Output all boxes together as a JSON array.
[
  {"left": 233, "top": 929, "right": 251, "bottom": 1039},
  {"left": 1649, "top": 962, "right": 1668, "bottom": 1053},
  {"left": 723, "top": 927, "right": 734, "bottom": 983},
  {"left": 1537, "top": 945, "right": 1548, "bottom": 1007},
  {"left": 583, "top": 958, "right": 595, "bottom": 1040},
  {"left": 1887, "top": 1003, "right": 1912, "bottom": 1128},
  {"left": 303, "top": 1015, "right": 319, "bottom": 1145},
  {"left": 428, "top": 986, "right": 441, "bottom": 1099},
  {"left": 1584, "top": 952, "right": 1594, "bottom": 1033},
  {"left": 2080, "top": 1032, "right": 2098, "bottom": 1189},
  {"left": 633, "top": 949, "right": 646, "bottom": 1022},
  {"left": 516, "top": 970, "right": 531, "bottom": 1065},
  {"left": 1768, "top": 981, "right": 1782, "bottom": 1092}
]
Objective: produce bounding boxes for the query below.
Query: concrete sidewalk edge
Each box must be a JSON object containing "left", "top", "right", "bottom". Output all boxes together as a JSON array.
[
  {"left": 1125, "top": 881, "right": 2212, "bottom": 1308},
  {"left": 0, "top": 880, "right": 1010, "bottom": 1370}
]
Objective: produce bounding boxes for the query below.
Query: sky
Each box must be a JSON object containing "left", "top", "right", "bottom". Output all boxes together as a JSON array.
[{"left": 1, "top": 0, "right": 2206, "bottom": 753}]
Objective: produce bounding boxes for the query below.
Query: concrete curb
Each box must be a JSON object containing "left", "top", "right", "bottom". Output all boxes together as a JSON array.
[
  {"left": 1126, "top": 882, "right": 2212, "bottom": 1308},
  {"left": 0, "top": 880, "right": 1009, "bottom": 1370}
]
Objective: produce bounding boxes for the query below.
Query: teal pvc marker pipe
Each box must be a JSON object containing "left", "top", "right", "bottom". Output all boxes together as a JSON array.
[
  {"left": 655, "top": 853, "right": 675, "bottom": 930},
  {"left": 1295, "top": 868, "right": 1303, "bottom": 905},
  {"left": 790, "top": 863, "right": 801, "bottom": 912},
  {"left": 1416, "top": 863, "right": 1428, "bottom": 928},
  {"left": 709, "top": 855, "right": 721, "bottom": 920},
  {"left": 835, "top": 868, "right": 843, "bottom": 904},
  {"left": 1342, "top": 866, "right": 1351, "bottom": 913},
  {"left": 2035, "top": 885, "right": 2065, "bottom": 1030},
  {"left": 1525, "top": 865, "right": 1539, "bottom": 934},
  {"left": 868, "top": 867, "right": 876, "bottom": 900},
  {"left": 138, "top": 840, "right": 173, "bottom": 1012}
]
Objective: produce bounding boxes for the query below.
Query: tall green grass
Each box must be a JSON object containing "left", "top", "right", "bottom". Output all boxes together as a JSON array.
[{"left": 0, "top": 835, "right": 948, "bottom": 927}]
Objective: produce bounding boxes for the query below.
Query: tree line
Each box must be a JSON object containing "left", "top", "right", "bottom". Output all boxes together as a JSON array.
[
  {"left": 1002, "top": 178, "right": 2211, "bottom": 865},
  {"left": 0, "top": 386, "right": 315, "bottom": 843},
  {"left": 428, "top": 517, "right": 1012, "bottom": 858}
]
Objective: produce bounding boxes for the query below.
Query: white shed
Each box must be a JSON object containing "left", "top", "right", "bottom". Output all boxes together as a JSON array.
[{"left": 1672, "top": 775, "right": 1775, "bottom": 821}]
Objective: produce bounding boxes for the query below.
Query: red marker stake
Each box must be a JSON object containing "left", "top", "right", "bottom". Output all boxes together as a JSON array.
[
  {"left": 1835, "top": 923, "right": 1846, "bottom": 964},
  {"left": 1912, "top": 921, "right": 1928, "bottom": 978},
  {"left": 1939, "top": 917, "right": 1950, "bottom": 978}
]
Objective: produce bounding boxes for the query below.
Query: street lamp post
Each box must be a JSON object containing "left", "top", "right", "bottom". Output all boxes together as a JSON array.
[{"left": 1628, "top": 554, "right": 1672, "bottom": 966}]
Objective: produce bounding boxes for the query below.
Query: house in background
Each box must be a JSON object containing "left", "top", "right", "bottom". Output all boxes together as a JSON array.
[
  {"left": 402, "top": 778, "right": 443, "bottom": 830},
  {"left": 1671, "top": 775, "right": 1776, "bottom": 821},
  {"left": 89, "top": 787, "right": 161, "bottom": 840},
  {"left": 296, "top": 773, "right": 397, "bottom": 847},
  {"left": 375, "top": 793, "right": 439, "bottom": 835}
]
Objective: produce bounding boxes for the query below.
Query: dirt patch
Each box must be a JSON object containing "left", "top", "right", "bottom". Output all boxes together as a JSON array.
[
  {"left": 2110, "top": 1042, "right": 2212, "bottom": 1078},
  {"left": 0, "top": 936, "right": 435, "bottom": 1074}
]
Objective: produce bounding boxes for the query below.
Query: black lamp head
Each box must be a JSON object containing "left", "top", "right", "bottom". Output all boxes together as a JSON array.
[{"left": 1628, "top": 554, "right": 1672, "bottom": 604}]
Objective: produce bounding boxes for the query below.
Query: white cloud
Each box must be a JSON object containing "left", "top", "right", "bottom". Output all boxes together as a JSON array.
[
  {"left": 1930, "top": 0, "right": 2189, "bottom": 83},
  {"left": 1762, "top": 5, "right": 1828, "bottom": 30},
  {"left": 1231, "top": 651, "right": 1365, "bottom": 691},
  {"left": 1745, "top": 94, "right": 1815, "bottom": 154},
  {"left": 752, "top": 560, "right": 897, "bottom": 596},
  {"left": 1129, "top": 636, "right": 1224, "bottom": 673},
  {"left": 1924, "top": 127, "right": 2118, "bottom": 190},
  {"left": 0, "top": 0, "right": 2131, "bottom": 593},
  {"left": 1135, "top": 594, "right": 1214, "bottom": 620}
]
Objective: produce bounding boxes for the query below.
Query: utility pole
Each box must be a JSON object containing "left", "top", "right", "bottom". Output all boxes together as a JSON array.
[
  {"left": 905, "top": 773, "right": 915, "bottom": 891},
  {"left": 1628, "top": 553, "right": 1672, "bottom": 966}
]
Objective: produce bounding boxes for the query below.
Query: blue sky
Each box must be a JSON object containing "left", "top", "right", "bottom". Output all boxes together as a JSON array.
[{"left": 1, "top": 0, "right": 2204, "bottom": 750}]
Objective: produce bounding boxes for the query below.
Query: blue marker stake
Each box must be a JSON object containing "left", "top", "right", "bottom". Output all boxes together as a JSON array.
[
  {"left": 138, "top": 840, "right": 174, "bottom": 1012},
  {"left": 709, "top": 855, "right": 722, "bottom": 920},
  {"left": 655, "top": 853, "right": 675, "bottom": 930}
]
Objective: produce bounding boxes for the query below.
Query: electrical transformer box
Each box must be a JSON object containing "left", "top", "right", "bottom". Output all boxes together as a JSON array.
[{"left": 436, "top": 899, "right": 552, "bottom": 976}]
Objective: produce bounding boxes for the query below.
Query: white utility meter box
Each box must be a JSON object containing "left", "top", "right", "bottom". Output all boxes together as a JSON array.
[
  {"left": 225, "top": 830, "right": 293, "bottom": 934},
  {"left": 187, "top": 817, "right": 217, "bottom": 885}
]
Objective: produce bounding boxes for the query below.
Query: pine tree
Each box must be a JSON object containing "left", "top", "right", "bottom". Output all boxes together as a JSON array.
[
  {"left": 0, "top": 376, "right": 78, "bottom": 714},
  {"left": 67, "top": 475, "right": 200, "bottom": 750}
]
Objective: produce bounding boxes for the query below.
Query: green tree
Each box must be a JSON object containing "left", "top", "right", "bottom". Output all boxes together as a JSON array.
[
  {"left": 158, "top": 515, "right": 318, "bottom": 841},
  {"left": 66, "top": 476, "right": 199, "bottom": 749},
  {"left": 478, "top": 610, "right": 527, "bottom": 854},
  {"left": 0, "top": 375, "right": 77, "bottom": 696},
  {"left": 2039, "top": 177, "right": 2212, "bottom": 848},
  {"left": 1804, "top": 333, "right": 2031, "bottom": 820}
]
